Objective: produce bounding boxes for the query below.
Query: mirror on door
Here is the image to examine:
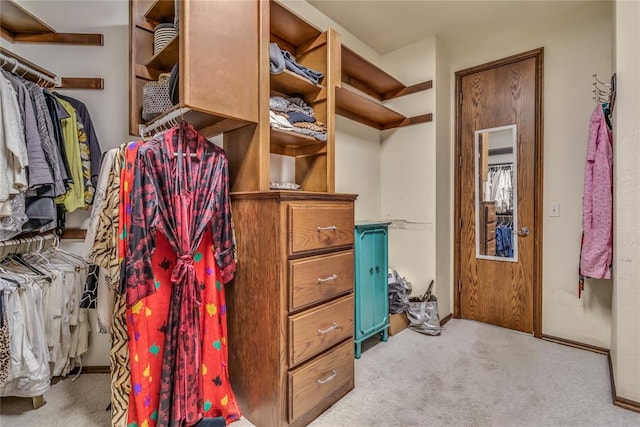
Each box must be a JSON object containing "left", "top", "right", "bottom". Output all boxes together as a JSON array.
[{"left": 474, "top": 125, "right": 518, "bottom": 261}]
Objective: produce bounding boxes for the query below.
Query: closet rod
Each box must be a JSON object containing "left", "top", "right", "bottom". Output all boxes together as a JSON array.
[
  {"left": 0, "top": 49, "right": 60, "bottom": 87},
  {"left": 0, "top": 233, "right": 58, "bottom": 258},
  {"left": 0, "top": 46, "right": 104, "bottom": 90},
  {"left": 140, "top": 107, "right": 192, "bottom": 138}
]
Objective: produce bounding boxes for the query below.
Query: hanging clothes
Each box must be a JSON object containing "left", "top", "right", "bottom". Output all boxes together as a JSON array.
[
  {"left": 580, "top": 105, "right": 613, "bottom": 279},
  {"left": 487, "top": 166, "right": 513, "bottom": 214},
  {"left": 124, "top": 122, "right": 239, "bottom": 426}
]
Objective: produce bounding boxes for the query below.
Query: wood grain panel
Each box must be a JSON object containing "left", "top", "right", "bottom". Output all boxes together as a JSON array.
[
  {"left": 227, "top": 197, "right": 285, "bottom": 427},
  {"left": 288, "top": 203, "right": 354, "bottom": 255},
  {"left": 270, "top": 70, "right": 322, "bottom": 97},
  {"left": 341, "top": 45, "right": 404, "bottom": 95},
  {"left": 289, "top": 250, "right": 354, "bottom": 312},
  {"left": 288, "top": 295, "right": 354, "bottom": 366},
  {"left": 183, "top": 0, "right": 259, "bottom": 123},
  {"left": 288, "top": 340, "right": 354, "bottom": 423},
  {"left": 144, "top": 0, "right": 174, "bottom": 25},
  {"left": 0, "top": 0, "right": 56, "bottom": 34},
  {"left": 457, "top": 52, "right": 540, "bottom": 333},
  {"left": 270, "top": 0, "right": 320, "bottom": 47}
]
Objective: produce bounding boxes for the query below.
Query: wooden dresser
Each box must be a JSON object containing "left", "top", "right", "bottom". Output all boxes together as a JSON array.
[
  {"left": 226, "top": 191, "right": 357, "bottom": 427},
  {"left": 479, "top": 201, "right": 497, "bottom": 256}
]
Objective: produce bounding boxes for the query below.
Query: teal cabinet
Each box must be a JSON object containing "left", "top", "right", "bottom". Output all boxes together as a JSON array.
[{"left": 354, "top": 222, "right": 390, "bottom": 358}]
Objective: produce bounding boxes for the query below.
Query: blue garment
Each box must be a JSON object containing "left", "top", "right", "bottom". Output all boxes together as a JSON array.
[
  {"left": 496, "top": 225, "right": 513, "bottom": 257},
  {"left": 286, "top": 111, "right": 315, "bottom": 123},
  {"left": 269, "top": 42, "right": 285, "bottom": 74},
  {"left": 282, "top": 48, "right": 324, "bottom": 83}
]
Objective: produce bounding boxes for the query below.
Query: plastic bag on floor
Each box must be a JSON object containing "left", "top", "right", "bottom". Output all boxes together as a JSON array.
[
  {"left": 388, "top": 268, "right": 411, "bottom": 314},
  {"left": 406, "top": 280, "right": 442, "bottom": 336}
]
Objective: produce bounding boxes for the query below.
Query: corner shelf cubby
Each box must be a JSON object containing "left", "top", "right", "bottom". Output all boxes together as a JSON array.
[
  {"left": 337, "top": 45, "right": 433, "bottom": 130},
  {"left": 130, "top": 0, "right": 259, "bottom": 137}
]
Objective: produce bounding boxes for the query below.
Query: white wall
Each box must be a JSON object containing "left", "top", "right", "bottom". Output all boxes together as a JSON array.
[
  {"left": 446, "top": 1, "right": 614, "bottom": 347},
  {"left": 435, "top": 36, "right": 452, "bottom": 317},
  {"left": 334, "top": 116, "right": 382, "bottom": 221},
  {"left": 612, "top": 0, "right": 640, "bottom": 403},
  {"left": 379, "top": 38, "right": 436, "bottom": 297},
  {"left": 1, "top": 1, "right": 131, "bottom": 366}
]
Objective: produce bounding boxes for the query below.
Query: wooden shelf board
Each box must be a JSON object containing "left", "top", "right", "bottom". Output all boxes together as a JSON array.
[
  {"left": 1, "top": 0, "right": 103, "bottom": 45},
  {"left": 144, "top": 0, "right": 175, "bottom": 24},
  {"left": 60, "top": 77, "right": 104, "bottom": 90},
  {"left": 270, "top": 128, "right": 323, "bottom": 150},
  {"left": 270, "top": 1, "right": 321, "bottom": 47},
  {"left": 141, "top": 105, "right": 253, "bottom": 138},
  {"left": 335, "top": 85, "right": 405, "bottom": 129},
  {"left": 270, "top": 70, "right": 322, "bottom": 96},
  {"left": 341, "top": 45, "right": 405, "bottom": 96},
  {"left": 0, "top": 0, "right": 56, "bottom": 35},
  {"left": 145, "top": 34, "right": 178, "bottom": 72}
]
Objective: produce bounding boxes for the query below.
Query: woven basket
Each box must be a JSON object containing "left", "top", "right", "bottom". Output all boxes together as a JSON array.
[{"left": 142, "top": 73, "right": 172, "bottom": 121}]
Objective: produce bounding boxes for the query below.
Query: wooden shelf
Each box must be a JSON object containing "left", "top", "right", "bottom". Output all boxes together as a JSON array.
[
  {"left": 145, "top": 34, "right": 178, "bottom": 72},
  {"left": 335, "top": 85, "right": 432, "bottom": 130},
  {"left": 144, "top": 0, "right": 175, "bottom": 25},
  {"left": 338, "top": 45, "right": 433, "bottom": 130},
  {"left": 270, "top": 1, "right": 321, "bottom": 47},
  {"left": 336, "top": 85, "right": 403, "bottom": 129},
  {"left": 0, "top": 0, "right": 103, "bottom": 45},
  {"left": 341, "top": 45, "right": 433, "bottom": 101},
  {"left": 271, "top": 128, "right": 322, "bottom": 147},
  {"left": 270, "top": 70, "right": 322, "bottom": 96},
  {"left": 142, "top": 104, "right": 254, "bottom": 139}
]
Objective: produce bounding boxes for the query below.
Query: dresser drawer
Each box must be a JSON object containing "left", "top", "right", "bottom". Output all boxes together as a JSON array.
[
  {"left": 289, "top": 294, "right": 354, "bottom": 366},
  {"left": 288, "top": 203, "right": 354, "bottom": 255},
  {"left": 485, "top": 204, "right": 496, "bottom": 223},
  {"left": 289, "top": 250, "right": 354, "bottom": 312},
  {"left": 485, "top": 222, "right": 496, "bottom": 241},
  {"left": 288, "top": 340, "right": 354, "bottom": 423}
]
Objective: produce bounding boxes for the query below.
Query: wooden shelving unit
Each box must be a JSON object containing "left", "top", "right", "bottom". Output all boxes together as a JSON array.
[
  {"left": 0, "top": 0, "right": 103, "bottom": 45},
  {"left": 338, "top": 45, "right": 432, "bottom": 129},
  {"left": 224, "top": 0, "right": 337, "bottom": 194},
  {"left": 271, "top": 70, "right": 322, "bottom": 96},
  {"left": 130, "top": 0, "right": 259, "bottom": 136},
  {"left": 145, "top": 34, "right": 178, "bottom": 72}
]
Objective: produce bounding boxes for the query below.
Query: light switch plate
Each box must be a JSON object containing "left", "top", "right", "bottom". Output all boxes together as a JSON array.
[{"left": 550, "top": 203, "right": 560, "bottom": 217}]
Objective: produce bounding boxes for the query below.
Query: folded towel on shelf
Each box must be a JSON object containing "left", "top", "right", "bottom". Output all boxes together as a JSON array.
[{"left": 293, "top": 121, "right": 327, "bottom": 132}]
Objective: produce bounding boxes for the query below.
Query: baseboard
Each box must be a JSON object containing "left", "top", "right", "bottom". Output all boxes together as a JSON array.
[
  {"left": 541, "top": 334, "right": 640, "bottom": 413},
  {"left": 540, "top": 334, "right": 609, "bottom": 355},
  {"left": 440, "top": 313, "right": 452, "bottom": 326},
  {"left": 82, "top": 366, "right": 110, "bottom": 374},
  {"left": 608, "top": 352, "right": 640, "bottom": 413}
]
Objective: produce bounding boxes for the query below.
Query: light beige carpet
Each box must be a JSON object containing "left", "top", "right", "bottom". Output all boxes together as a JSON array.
[{"left": 1, "top": 319, "right": 639, "bottom": 426}]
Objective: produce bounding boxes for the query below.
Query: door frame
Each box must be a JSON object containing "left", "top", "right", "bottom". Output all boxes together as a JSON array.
[{"left": 453, "top": 48, "right": 544, "bottom": 337}]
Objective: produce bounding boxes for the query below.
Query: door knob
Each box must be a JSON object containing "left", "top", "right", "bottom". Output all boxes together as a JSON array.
[{"left": 518, "top": 226, "right": 530, "bottom": 236}]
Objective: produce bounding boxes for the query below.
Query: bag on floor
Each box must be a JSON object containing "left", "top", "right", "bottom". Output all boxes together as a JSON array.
[{"left": 406, "top": 280, "right": 442, "bottom": 336}]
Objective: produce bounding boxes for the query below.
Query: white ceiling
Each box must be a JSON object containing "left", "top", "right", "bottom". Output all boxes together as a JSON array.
[
  {"left": 10, "top": 0, "right": 602, "bottom": 54},
  {"left": 307, "top": 0, "right": 604, "bottom": 54}
]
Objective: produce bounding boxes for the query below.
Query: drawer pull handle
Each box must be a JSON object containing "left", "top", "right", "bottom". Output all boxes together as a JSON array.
[
  {"left": 318, "top": 322, "right": 338, "bottom": 335},
  {"left": 317, "top": 370, "right": 337, "bottom": 385},
  {"left": 317, "top": 225, "right": 337, "bottom": 232},
  {"left": 317, "top": 274, "right": 338, "bottom": 284}
]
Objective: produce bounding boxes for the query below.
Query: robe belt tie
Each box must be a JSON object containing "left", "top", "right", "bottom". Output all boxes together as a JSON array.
[{"left": 171, "top": 254, "right": 195, "bottom": 284}]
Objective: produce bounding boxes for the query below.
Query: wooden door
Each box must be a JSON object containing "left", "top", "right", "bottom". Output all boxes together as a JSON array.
[{"left": 455, "top": 49, "right": 543, "bottom": 335}]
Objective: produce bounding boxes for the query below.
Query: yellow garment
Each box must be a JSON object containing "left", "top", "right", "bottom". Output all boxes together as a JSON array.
[{"left": 54, "top": 98, "right": 85, "bottom": 212}]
